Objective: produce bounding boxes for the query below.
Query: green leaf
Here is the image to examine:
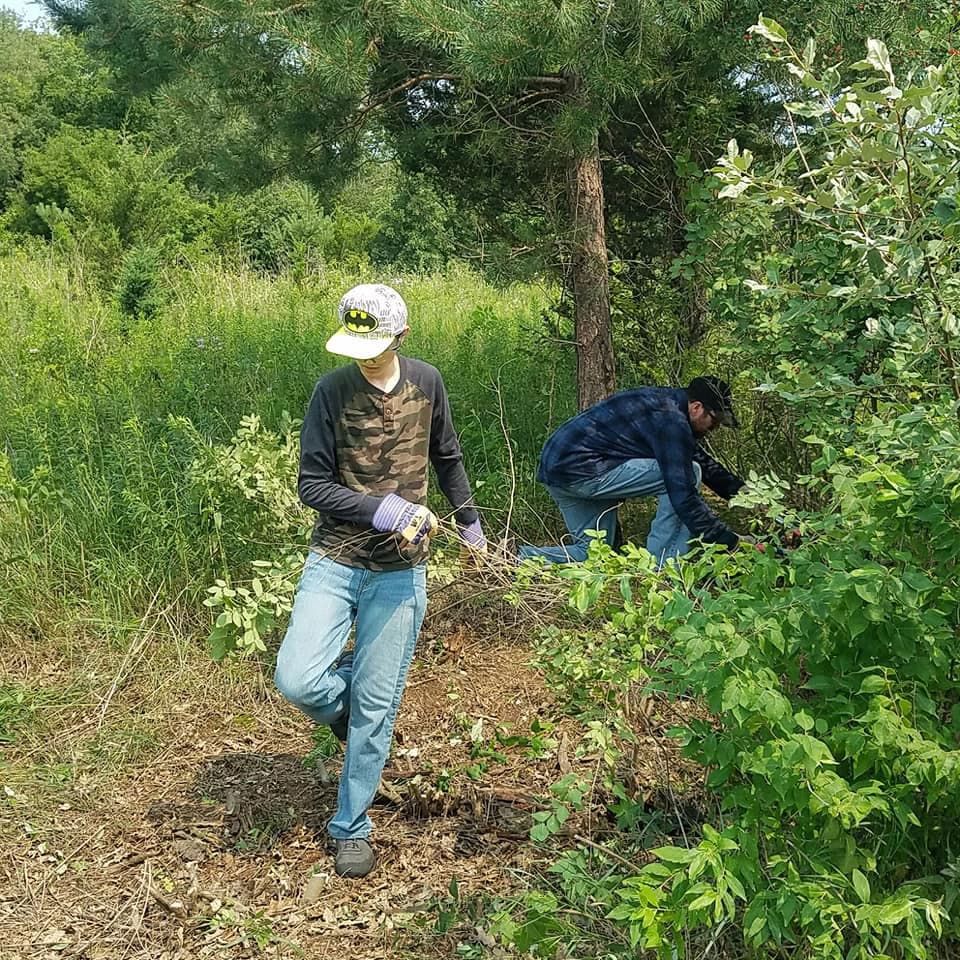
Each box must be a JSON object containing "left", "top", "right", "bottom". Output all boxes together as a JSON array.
[
  {"left": 865, "top": 38, "right": 894, "bottom": 82},
  {"left": 786, "top": 101, "right": 830, "bottom": 118},
  {"left": 874, "top": 899, "right": 912, "bottom": 925},
  {"left": 745, "top": 912, "right": 767, "bottom": 939},
  {"left": 689, "top": 891, "right": 716, "bottom": 911},
  {"left": 902, "top": 569, "right": 935, "bottom": 592},
  {"left": 718, "top": 181, "right": 750, "bottom": 200},
  {"left": 653, "top": 845, "right": 698, "bottom": 864},
  {"left": 854, "top": 581, "right": 880, "bottom": 604},
  {"left": 751, "top": 16, "right": 787, "bottom": 42},
  {"left": 934, "top": 196, "right": 958, "bottom": 225},
  {"left": 853, "top": 868, "right": 871, "bottom": 903}
]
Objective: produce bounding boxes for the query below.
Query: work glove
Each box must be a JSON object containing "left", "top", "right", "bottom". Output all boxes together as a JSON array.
[
  {"left": 372, "top": 493, "right": 438, "bottom": 545},
  {"left": 773, "top": 515, "right": 803, "bottom": 548},
  {"left": 456, "top": 519, "right": 487, "bottom": 568},
  {"left": 738, "top": 533, "right": 787, "bottom": 559}
]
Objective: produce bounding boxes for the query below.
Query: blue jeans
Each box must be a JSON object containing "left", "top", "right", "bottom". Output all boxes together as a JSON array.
[
  {"left": 519, "top": 459, "right": 703, "bottom": 568},
  {"left": 274, "top": 552, "right": 427, "bottom": 840}
]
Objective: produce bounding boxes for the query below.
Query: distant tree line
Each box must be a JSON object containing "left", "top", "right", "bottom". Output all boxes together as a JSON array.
[{"left": 1, "top": 2, "right": 954, "bottom": 401}]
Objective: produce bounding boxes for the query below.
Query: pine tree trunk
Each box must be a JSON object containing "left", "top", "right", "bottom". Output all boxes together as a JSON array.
[{"left": 566, "top": 134, "right": 617, "bottom": 410}]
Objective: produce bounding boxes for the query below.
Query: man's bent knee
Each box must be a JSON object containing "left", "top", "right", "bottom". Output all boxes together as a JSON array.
[{"left": 274, "top": 660, "right": 311, "bottom": 708}]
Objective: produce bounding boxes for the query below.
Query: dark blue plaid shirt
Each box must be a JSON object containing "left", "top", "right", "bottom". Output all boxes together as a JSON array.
[{"left": 537, "top": 387, "right": 743, "bottom": 547}]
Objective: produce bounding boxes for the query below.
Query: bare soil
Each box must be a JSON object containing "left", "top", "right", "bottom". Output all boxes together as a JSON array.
[{"left": 0, "top": 592, "right": 687, "bottom": 960}]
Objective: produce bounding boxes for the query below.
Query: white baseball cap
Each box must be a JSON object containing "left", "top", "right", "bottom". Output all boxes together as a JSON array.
[{"left": 326, "top": 284, "right": 409, "bottom": 360}]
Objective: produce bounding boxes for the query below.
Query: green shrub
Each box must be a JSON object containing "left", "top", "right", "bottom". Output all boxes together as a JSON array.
[
  {"left": 512, "top": 29, "right": 960, "bottom": 960},
  {"left": 370, "top": 172, "right": 469, "bottom": 272},
  {"left": 3, "top": 125, "right": 207, "bottom": 280},
  {"left": 218, "top": 179, "right": 380, "bottom": 277},
  {"left": 116, "top": 243, "right": 166, "bottom": 321}
]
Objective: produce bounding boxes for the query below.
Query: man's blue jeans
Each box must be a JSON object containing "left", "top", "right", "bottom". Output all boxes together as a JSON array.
[
  {"left": 274, "top": 552, "right": 427, "bottom": 840},
  {"left": 519, "top": 458, "right": 703, "bottom": 568}
]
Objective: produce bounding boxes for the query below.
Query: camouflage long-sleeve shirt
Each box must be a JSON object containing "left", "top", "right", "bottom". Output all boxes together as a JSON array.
[{"left": 298, "top": 357, "right": 479, "bottom": 570}]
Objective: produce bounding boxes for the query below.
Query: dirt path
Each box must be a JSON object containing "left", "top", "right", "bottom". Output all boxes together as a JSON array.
[{"left": 0, "top": 605, "right": 598, "bottom": 960}]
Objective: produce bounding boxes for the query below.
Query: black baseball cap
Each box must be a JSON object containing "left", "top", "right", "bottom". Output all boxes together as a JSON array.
[{"left": 687, "top": 376, "right": 739, "bottom": 428}]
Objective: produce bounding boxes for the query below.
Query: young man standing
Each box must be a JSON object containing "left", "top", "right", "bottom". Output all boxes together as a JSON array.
[
  {"left": 520, "top": 376, "right": 750, "bottom": 567},
  {"left": 274, "top": 283, "right": 485, "bottom": 878}
]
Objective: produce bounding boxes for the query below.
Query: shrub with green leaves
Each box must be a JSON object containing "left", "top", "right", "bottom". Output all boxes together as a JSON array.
[
  {"left": 3, "top": 125, "right": 207, "bottom": 280},
  {"left": 518, "top": 27, "right": 960, "bottom": 960},
  {"left": 116, "top": 243, "right": 166, "bottom": 321},
  {"left": 182, "top": 412, "right": 309, "bottom": 659}
]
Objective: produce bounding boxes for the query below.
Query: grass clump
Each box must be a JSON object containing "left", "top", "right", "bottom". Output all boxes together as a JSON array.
[{"left": 1, "top": 252, "right": 566, "bottom": 629}]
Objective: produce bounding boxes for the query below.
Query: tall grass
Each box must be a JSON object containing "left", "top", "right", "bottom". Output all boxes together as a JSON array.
[{"left": 0, "top": 249, "right": 571, "bottom": 624}]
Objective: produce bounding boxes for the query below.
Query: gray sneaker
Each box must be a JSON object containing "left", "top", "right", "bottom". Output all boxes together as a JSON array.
[{"left": 334, "top": 838, "right": 376, "bottom": 878}]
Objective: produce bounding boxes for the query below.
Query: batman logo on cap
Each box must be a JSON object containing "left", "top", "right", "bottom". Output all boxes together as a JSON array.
[{"left": 343, "top": 309, "right": 379, "bottom": 334}]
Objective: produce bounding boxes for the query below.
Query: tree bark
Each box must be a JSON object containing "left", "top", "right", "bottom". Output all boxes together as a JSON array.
[{"left": 566, "top": 134, "right": 617, "bottom": 410}]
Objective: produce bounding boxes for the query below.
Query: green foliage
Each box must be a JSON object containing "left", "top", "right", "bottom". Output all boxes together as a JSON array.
[
  {"left": 4, "top": 126, "right": 207, "bottom": 279},
  {"left": 303, "top": 724, "right": 341, "bottom": 767},
  {"left": 707, "top": 31, "right": 960, "bottom": 424},
  {"left": 0, "top": 16, "right": 121, "bottom": 200},
  {"left": 187, "top": 412, "right": 308, "bottom": 659},
  {"left": 225, "top": 180, "right": 349, "bottom": 276},
  {"left": 498, "top": 31, "right": 960, "bottom": 960},
  {"left": 371, "top": 173, "right": 472, "bottom": 273},
  {"left": 489, "top": 891, "right": 577, "bottom": 956},
  {"left": 596, "top": 407, "right": 960, "bottom": 958},
  {"left": 116, "top": 243, "right": 166, "bottom": 320}
]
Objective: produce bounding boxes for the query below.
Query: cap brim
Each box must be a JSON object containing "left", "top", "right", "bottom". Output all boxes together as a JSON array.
[
  {"left": 325, "top": 329, "right": 395, "bottom": 360},
  {"left": 717, "top": 410, "right": 739, "bottom": 429}
]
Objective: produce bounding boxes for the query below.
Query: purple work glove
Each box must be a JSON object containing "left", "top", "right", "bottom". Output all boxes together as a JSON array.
[
  {"left": 372, "top": 493, "right": 437, "bottom": 545},
  {"left": 457, "top": 518, "right": 487, "bottom": 552}
]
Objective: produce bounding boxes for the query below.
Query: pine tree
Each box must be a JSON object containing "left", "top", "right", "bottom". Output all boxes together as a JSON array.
[
  {"left": 43, "top": 0, "right": 953, "bottom": 403},
  {"left": 45, "top": 0, "right": 706, "bottom": 406}
]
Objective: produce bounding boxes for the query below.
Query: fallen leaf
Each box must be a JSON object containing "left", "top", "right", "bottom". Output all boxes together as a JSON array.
[
  {"left": 39, "top": 929, "right": 68, "bottom": 946},
  {"left": 302, "top": 874, "right": 327, "bottom": 904}
]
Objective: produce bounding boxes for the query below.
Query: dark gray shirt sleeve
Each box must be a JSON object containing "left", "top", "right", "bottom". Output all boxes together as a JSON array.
[
  {"left": 297, "top": 381, "right": 381, "bottom": 526},
  {"left": 427, "top": 373, "right": 479, "bottom": 526}
]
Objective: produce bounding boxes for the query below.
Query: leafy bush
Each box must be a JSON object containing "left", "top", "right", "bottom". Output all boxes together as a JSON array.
[
  {"left": 370, "top": 172, "right": 470, "bottom": 272},
  {"left": 180, "top": 412, "right": 308, "bottom": 659},
  {"left": 3, "top": 125, "right": 207, "bottom": 279},
  {"left": 0, "top": 17, "right": 122, "bottom": 198},
  {"left": 116, "top": 243, "right": 166, "bottom": 321},
  {"left": 219, "top": 179, "right": 379, "bottom": 278},
  {"left": 509, "top": 28, "right": 960, "bottom": 960}
]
